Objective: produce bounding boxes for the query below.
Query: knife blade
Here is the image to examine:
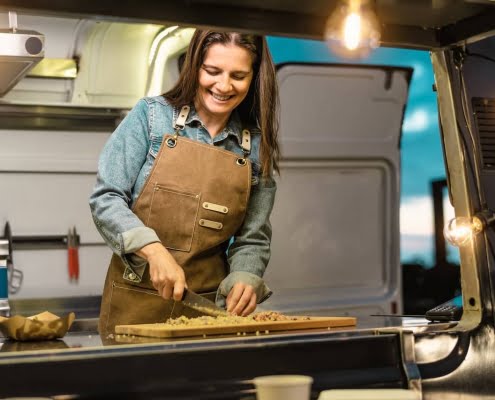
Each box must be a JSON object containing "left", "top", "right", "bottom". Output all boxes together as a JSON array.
[{"left": 179, "top": 288, "right": 229, "bottom": 317}]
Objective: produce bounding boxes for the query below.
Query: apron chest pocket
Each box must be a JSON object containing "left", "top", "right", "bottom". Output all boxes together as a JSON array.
[{"left": 147, "top": 185, "right": 200, "bottom": 252}]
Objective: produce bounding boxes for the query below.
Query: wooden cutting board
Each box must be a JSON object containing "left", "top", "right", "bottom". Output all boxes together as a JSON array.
[{"left": 115, "top": 316, "right": 356, "bottom": 338}]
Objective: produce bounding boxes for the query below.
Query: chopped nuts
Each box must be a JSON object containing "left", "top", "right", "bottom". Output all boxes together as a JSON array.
[
  {"left": 153, "top": 311, "right": 310, "bottom": 338},
  {"left": 163, "top": 311, "right": 307, "bottom": 327}
]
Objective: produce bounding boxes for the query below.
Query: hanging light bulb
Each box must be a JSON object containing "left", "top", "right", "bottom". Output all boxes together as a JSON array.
[
  {"left": 444, "top": 211, "right": 495, "bottom": 247},
  {"left": 325, "top": 0, "right": 381, "bottom": 58},
  {"left": 343, "top": 12, "right": 361, "bottom": 50}
]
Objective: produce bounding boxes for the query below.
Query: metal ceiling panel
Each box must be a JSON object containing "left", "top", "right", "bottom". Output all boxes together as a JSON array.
[{"left": 1, "top": 0, "right": 495, "bottom": 48}]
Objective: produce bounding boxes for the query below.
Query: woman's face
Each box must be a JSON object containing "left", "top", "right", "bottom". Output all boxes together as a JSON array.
[{"left": 196, "top": 43, "right": 254, "bottom": 120}]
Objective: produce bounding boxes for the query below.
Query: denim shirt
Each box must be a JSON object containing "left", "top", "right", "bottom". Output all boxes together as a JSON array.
[{"left": 89, "top": 96, "right": 276, "bottom": 307}]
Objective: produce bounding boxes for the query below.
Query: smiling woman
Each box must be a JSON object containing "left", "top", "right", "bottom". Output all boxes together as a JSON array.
[{"left": 89, "top": 29, "right": 281, "bottom": 334}]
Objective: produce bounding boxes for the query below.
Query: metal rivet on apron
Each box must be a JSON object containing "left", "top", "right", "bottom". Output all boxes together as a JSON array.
[
  {"left": 128, "top": 272, "right": 136, "bottom": 280},
  {"left": 166, "top": 138, "right": 177, "bottom": 148},
  {"left": 236, "top": 158, "right": 246, "bottom": 166}
]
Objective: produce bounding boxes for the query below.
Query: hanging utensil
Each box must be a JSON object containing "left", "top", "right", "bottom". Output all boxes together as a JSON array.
[{"left": 67, "top": 226, "right": 80, "bottom": 283}]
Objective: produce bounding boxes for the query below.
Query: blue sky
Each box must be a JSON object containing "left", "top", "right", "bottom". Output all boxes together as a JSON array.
[{"left": 267, "top": 36, "right": 457, "bottom": 266}]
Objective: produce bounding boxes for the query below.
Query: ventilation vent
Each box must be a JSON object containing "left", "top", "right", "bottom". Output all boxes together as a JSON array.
[{"left": 473, "top": 97, "right": 495, "bottom": 170}]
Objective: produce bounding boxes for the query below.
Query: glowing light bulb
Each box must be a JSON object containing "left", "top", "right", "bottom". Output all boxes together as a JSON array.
[
  {"left": 444, "top": 217, "right": 483, "bottom": 247},
  {"left": 343, "top": 12, "right": 361, "bottom": 50},
  {"left": 325, "top": 0, "right": 381, "bottom": 58}
]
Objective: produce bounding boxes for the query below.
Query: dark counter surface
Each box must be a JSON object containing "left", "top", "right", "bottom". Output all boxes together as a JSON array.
[
  {"left": 0, "top": 297, "right": 457, "bottom": 399},
  {"left": 0, "top": 310, "right": 446, "bottom": 356}
]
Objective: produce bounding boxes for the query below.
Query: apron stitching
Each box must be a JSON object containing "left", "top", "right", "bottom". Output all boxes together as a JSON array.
[
  {"left": 154, "top": 186, "right": 198, "bottom": 198},
  {"left": 105, "top": 281, "right": 117, "bottom": 333},
  {"left": 113, "top": 282, "right": 161, "bottom": 296},
  {"left": 145, "top": 183, "right": 156, "bottom": 225},
  {"left": 245, "top": 161, "right": 252, "bottom": 205},
  {"left": 130, "top": 131, "right": 172, "bottom": 212},
  {"left": 190, "top": 191, "right": 201, "bottom": 251}
]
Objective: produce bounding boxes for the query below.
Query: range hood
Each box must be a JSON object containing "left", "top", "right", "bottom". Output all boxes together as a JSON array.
[{"left": 0, "top": 28, "right": 44, "bottom": 97}]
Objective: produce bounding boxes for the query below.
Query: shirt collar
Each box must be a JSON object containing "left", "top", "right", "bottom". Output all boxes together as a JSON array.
[{"left": 173, "top": 104, "right": 244, "bottom": 144}]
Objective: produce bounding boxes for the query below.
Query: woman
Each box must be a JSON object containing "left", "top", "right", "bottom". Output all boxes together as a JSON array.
[{"left": 90, "top": 30, "right": 280, "bottom": 335}]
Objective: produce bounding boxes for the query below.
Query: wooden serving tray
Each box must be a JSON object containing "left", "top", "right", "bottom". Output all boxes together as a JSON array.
[{"left": 115, "top": 316, "right": 356, "bottom": 338}]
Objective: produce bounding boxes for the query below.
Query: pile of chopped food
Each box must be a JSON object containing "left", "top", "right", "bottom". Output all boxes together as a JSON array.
[
  {"left": 253, "top": 311, "right": 309, "bottom": 322},
  {"left": 165, "top": 315, "right": 255, "bottom": 326},
  {"left": 164, "top": 311, "right": 309, "bottom": 326}
]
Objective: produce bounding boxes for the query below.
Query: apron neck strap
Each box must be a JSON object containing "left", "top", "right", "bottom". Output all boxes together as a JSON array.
[
  {"left": 241, "top": 129, "right": 251, "bottom": 155},
  {"left": 173, "top": 105, "right": 191, "bottom": 137},
  {"left": 235, "top": 128, "right": 251, "bottom": 166}
]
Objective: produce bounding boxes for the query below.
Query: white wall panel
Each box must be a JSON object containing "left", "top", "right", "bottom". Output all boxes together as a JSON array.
[{"left": 0, "top": 129, "right": 111, "bottom": 299}]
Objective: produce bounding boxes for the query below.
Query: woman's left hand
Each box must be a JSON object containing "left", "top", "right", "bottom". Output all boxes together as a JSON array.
[{"left": 226, "top": 282, "right": 257, "bottom": 316}]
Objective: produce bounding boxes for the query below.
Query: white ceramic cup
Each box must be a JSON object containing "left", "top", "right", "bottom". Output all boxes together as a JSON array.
[{"left": 253, "top": 375, "right": 313, "bottom": 400}]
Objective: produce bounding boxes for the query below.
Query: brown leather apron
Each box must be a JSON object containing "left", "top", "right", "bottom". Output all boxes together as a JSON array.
[{"left": 99, "top": 105, "right": 252, "bottom": 335}]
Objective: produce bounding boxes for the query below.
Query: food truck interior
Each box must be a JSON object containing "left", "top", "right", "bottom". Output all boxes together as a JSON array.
[{"left": 1, "top": 0, "right": 495, "bottom": 399}]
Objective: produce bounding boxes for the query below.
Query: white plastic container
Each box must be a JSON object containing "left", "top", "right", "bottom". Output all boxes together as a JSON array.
[{"left": 253, "top": 375, "right": 313, "bottom": 400}]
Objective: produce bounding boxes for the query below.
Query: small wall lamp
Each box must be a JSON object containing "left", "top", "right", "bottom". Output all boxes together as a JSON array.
[{"left": 444, "top": 210, "right": 495, "bottom": 247}]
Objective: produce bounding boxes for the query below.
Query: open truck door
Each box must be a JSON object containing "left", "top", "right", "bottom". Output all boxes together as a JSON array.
[{"left": 264, "top": 62, "right": 411, "bottom": 317}]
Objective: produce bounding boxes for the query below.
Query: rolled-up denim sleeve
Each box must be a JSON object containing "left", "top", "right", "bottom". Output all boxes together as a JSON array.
[
  {"left": 89, "top": 99, "right": 160, "bottom": 272},
  {"left": 216, "top": 176, "right": 277, "bottom": 308}
]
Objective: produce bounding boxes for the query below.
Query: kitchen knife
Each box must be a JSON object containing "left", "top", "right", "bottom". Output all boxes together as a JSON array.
[{"left": 180, "top": 288, "right": 230, "bottom": 317}]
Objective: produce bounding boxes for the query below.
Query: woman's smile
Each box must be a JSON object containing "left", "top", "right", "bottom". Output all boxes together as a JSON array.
[{"left": 209, "top": 90, "right": 234, "bottom": 102}]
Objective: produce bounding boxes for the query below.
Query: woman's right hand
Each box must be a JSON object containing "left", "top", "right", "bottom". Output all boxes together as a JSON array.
[{"left": 136, "top": 242, "right": 186, "bottom": 301}]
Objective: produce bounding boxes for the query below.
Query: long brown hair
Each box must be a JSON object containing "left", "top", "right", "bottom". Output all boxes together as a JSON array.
[{"left": 163, "top": 30, "right": 280, "bottom": 176}]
